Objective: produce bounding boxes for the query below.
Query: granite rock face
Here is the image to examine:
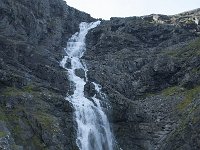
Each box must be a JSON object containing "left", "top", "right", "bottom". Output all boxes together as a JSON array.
[
  {"left": 0, "top": 0, "right": 94, "bottom": 149},
  {"left": 84, "top": 9, "right": 200, "bottom": 150}
]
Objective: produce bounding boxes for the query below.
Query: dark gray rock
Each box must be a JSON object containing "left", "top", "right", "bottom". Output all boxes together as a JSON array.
[
  {"left": 75, "top": 68, "right": 86, "bottom": 80},
  {"left": 0, "top": 0, "right": 94, "bottom": 149},
  {"left": 65, "top": 58, "right": 72, "bottom": 69},
  {"left": 0, "top": 121, "right": 23, "bottom": 150},
  {"left": 84, "top": 9, "right": 200, "bottom": 150},
  {"left": 84, "top": 82, "right": 96, "bottom": 97}
]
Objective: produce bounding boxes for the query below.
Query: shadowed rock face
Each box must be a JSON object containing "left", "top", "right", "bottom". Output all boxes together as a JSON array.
[
  {"left": 84, "top": 10, "right": 200, "bottom": 149},
  {"left": 0, "top": 0, "right": 94, "bottom": 149}
]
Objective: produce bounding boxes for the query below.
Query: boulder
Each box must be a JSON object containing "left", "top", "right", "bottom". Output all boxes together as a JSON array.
[
  {"left": 74, "top": 68, "right": 86, "bottom": 80},
  {"left": 84, "top": 82, "right": 96, "bottom": 97}
]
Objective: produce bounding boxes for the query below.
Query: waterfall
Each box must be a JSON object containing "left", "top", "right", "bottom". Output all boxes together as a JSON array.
[{"left": 60, "top": 21, "right": 114, "bottom": 150}]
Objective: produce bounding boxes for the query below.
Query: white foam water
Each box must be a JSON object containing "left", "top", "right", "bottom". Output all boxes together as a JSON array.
[{"left": 60, "top": 21, "right": 113, "bottom": 150}]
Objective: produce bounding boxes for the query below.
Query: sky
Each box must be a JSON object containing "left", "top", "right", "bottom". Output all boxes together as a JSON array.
[{"left": 65, "top": 0, "right": 200, "bottom": 20}]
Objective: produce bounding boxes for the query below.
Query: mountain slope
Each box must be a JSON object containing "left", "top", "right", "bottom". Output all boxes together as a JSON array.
[
  {"left": 84, "top": 9, "right": 200, "bottom": 149},
  {"left": 0, "top": 0, "right": 200, "bottom": 149},
  {"left": 0, "top": 0, "right": 94, "bottom": 149}
]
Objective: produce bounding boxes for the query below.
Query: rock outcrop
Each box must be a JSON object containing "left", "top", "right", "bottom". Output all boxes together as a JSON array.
[
  {"left": 84, "top": 9, "right": 200, "bottom": 150},
  {"left": 0, "top": 0, "right": 94, "bottom": 149}
]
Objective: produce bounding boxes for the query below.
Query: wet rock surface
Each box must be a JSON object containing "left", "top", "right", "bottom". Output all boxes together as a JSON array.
[
  {"left": 84, "top": 9, "right": 200, "bottom": 150},
  {"left": 84, "top": 82, "right": 96, "bottom": 97},
  {"left": 75, "top": 68, "right": 86, "bottom": 80}
]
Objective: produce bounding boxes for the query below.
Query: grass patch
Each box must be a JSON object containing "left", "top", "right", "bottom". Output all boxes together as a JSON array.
[
  {"left": 191, "top": 108, "right": 200, "bottom": 124},
  {"left": 162, "top": 86, "right": 184, "bottom": 96},
  {"left": 191, "top": 67, "right": 200, "bottom": 74},
  {"left": 0, "top": 106, "right": 25, "bottom": 136},
  {"left": 0, "top": 110, "right": 7, "bottom": 121},
  {"left": 166, "top": 51, "right": 178, "bottom": 57},
  {"left": 0, "top": 131, "right": 7, "bottom": 138},
  {"left": 12, "top": 125, "right": 22, "bottom": 135},
  {"left": 0, "top": 106, "right": 22, "bottom": 122},
  {"left": 177, "top": 86, "right": 200, "bottom": 110},
  {"left": 187, "top": 37, "right": 200, "bottom": 49},
  {"left": 2, "top": 87, "right": 23, "bottom": 96},
  {"left": 32, "top": 135, "right": 46, "bottom": 149},
  {"left": 165, "top": 37, "right": 200, "bottom": 58},
  {"left": 35, "top": 112, "right": 57, "bottom": 129},
  {"left": 2, "top": 84, "right": 38, "bottom": 97},
  {"left": 22, "top": 84, "right": 36, "bottom": 93}
]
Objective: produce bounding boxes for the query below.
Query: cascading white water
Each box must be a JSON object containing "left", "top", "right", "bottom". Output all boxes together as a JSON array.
[{"left": 60, "top": 21, "right": 113, "bottom": 150}]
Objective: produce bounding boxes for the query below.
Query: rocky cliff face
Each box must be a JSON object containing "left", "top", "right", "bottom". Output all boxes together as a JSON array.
[
  {"left": 84, "top": 9, "right": 200, "bottom": 150},
  {"left": 1, "top": 0, "right": 200, "bottom": 149},
  {"left": 0, "top": 0, "right": 94, "bottom": 149}
]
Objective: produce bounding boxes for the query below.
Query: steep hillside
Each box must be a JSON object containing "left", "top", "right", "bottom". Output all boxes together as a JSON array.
[
  {"left": 84, "top": 9, "right": 200, "bottom": 149},
  {"left": 1, "top": 0, "right": 200, "bottom": 149},
  {"left": 0, "top": 0, "right": 94, "bottom": 149}
]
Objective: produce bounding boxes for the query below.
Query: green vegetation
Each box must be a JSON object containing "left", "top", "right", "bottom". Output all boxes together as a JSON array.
[
  {"left": 35, "top": 112, "right": 57, "bottom": 130},
  {"left": 165, "top": 37, "right": 200, "bottom": 58},
  {"left": 2, "top": 87, "right": 23, "bottom": 96},
  {"left": 0, "top": 106, "right": 25, "bottom": 136},
  {"left": 12, "top": 125, "right": 22, "bottom": 136},
  {"left": 0, "top": 106, "right": 50, "bottom": 147},
  {"left": 2, "top": 84, "right": 38, "bottom": 97},
  {"left": 185, "top": 19, "right": 195, "bottom": 24},
  {"left": 0, "top": 106, "right": 24, "bottom": 123},
  {"left": 177, "top": 86, "right": 200, "bottom": 110},
  {"left": 0, "top": 84, "right": 62, "bottom": 148},
  {"left": 162, "top": 86, "right": 184, "bottom": 96},
  {"left": 0, "top": 84, "right": 60, "bottom": 148},
  {"left": 32, "top": 135, "right": 46, "bottom": 149},
  {"left": 192, "top": 109, "right": 200, "bottom": 124},
  {"left": 191, "top": 67, "right": 200, "bottom": 74},
  {"left": 22, "top": 84, "right": 36, "bottom": 93},
  {"left": 161, "top": 85, "right": 200, "bottom": 111},
  {"left": 187, "top": 37, "right": 200, "bottom": 49},
  {"left": 0, "top": 131, "right": 7, "bottom": 138},
  {"left": 169, "top": 96, "right": 199, "bottom": 139},
  {"left": 0, "top": 110, "right": 7, "bottom": 121},
  {"left": 165, "top": 51, "right": 178, "bottom": 57}
]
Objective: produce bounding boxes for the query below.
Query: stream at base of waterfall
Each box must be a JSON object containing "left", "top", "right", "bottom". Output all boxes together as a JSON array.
[{"left": 60, "top": 21, "right": 114, "bottom": 150}]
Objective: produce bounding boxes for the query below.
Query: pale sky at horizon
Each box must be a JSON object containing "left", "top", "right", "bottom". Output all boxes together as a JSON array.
[{"left": 65, "top": 0, "right": 200, "bottom": 20}]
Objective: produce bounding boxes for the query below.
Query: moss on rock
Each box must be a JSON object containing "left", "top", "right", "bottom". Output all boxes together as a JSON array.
[
  {"left": 0, "top": 131, "right": 7, "bottom": 138},
  {"left": 177, "top": 86, "right": 200, "bottom": 110},
  {"left": 165, "top": 37, "right": 200, "bottom": 58},
  {"left": 162, "top": 86, "right": 184, "bottom": 96},
  {"left": 33, "top": 110, "right": 61, "bottom": 135},
  {"left": 32, "top": 135, "right": 47, "bottom": 149}
]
